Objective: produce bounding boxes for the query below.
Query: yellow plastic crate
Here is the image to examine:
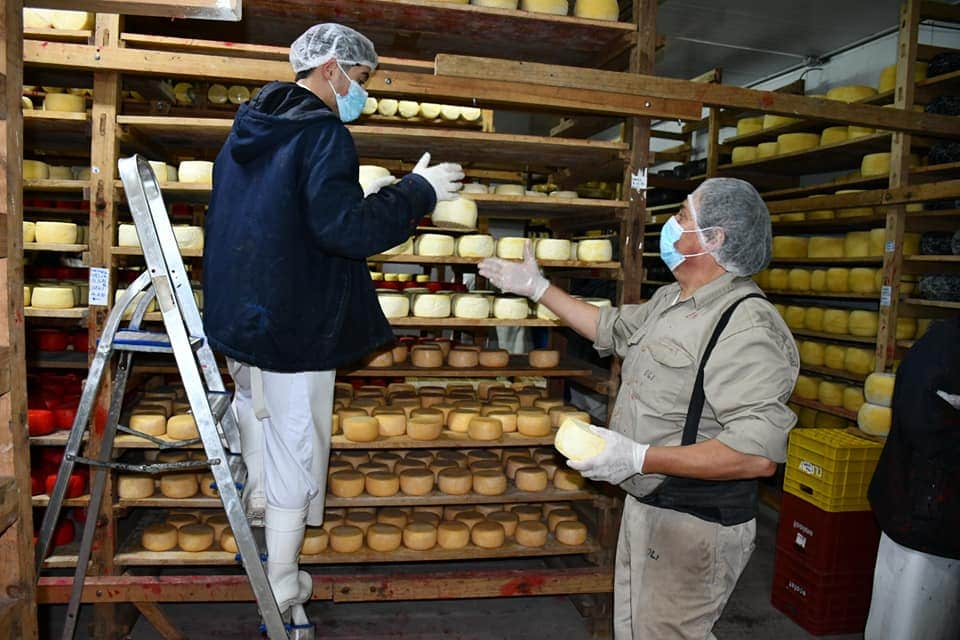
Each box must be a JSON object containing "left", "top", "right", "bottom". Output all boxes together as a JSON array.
[{"left": 783, "top": 428, "right": 883, "bottom": 512}]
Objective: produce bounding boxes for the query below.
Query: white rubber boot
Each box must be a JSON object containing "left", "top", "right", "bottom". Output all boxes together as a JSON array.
[
  {"left": 265, "top": 504, "right": 312, "bottom": 613},
  {"left": 234, "top": 400, "right": 266, "bottom": 526}
]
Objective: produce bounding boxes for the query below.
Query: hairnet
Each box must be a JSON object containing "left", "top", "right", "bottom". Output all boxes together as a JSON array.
[
  {"left": 289, "top": 23, "right": 378, "bottom": 74},
  {"left": 691, "top": 177, "right": 772, "bottom": 276}
]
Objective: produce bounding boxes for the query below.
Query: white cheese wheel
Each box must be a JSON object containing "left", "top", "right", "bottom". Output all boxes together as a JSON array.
[
  {"left": 23, "top": 160, "right": 49, "bottom": 180},
  {"left": 864, "top": 373, "right": 896, "bottom": 407},
  {"left": 43, "top": 93, "right": 84, "bottom": 113},
  {"left": 535, "top": 238, "right": 572, "bottom": 261},
  {"left": 496, "top": 237, "right": 527, "bottom": 259},
  {"left": 358, "top": 165, "right": 392, "bottom": 194},
  {"left": 117, "top": 224, "right": 140, "bottom": 247},
  {"left": 731, "top": 146, "right": 758, "bottom": 164},
  {"left": 381, "top": 237, "right": 414, "bottom": 256},
  {"left": 23, "top": 287, "right": 31, "bottom": 307},
  {"left": 23, "top": 8, "right": 54, "bottom": 29},
  {"left": 159, "top": 473, "right": 198, "bottom": 499},
  {"left": 419, "top": 102, "right": 442, "bottom": 119},
  {"left": 178, "top": 523, "right": 214, "bottom": 552},
  {"left": 577, "top": 239, "right": 613, "bottom": 262},
  {"left": 535, "top": 302, "right": 559, "bottom": 321},
  {"left": 826, "top": 85, "right": 878, "bottom": 103},
  {"left": 343, "top": 416, "right": 379, "bottom": 442},
  {"left": 415, "top": 233, "right": 456, "bottom": 257},
  {"left": 178, "top": 161, "right": 214, "bottom": 185},
  {"left": 820, "top": 126, "right": 849, "bottom": 146},
  {"left": 49, "top": 9, "right": 94, "bottom": 29},
  {"left": 757, "top": 142, "right": 780, "bottom": 158},
  {"left": 515, "top": 520, "right": 548, "bottom": 547},
  {"left": 377, "top": 99, "right": 399, "bottom": 117},
  {"left": 166, "top": 414, "right": 198, "bottom": 439},
  {"left": 452, "top": 294, "right": 490, "bottom": 319},
  {"left": 858, "top": 403, "right": 892, "bottom": 436},
  {"left": 440, "top": 105, "right": 461, "bottom": 121},
  {"left": 555, "top": 417, "right": 605, "bottom": 461},
  {"left": 493, "top": 297, "right": 529, "bottom": 320},
  {"left": 377, "top": 293, "right": 409, "bottom": 318},
  {"left": 366, "top": 523, "right": 402, "bottom": 552},
  {"left": 555, "top": 520, "right": 588, "bottom": 545},
  {"left": 461, "top": 106, "right": 482, "bottom": 121},
  {"left": 330, "top": 525, "right": 364, "bottom": 553},
  {"left": 456, "top": 234, "right": 495, "bottom": 257},
  {"left": 529, "top": 349, "right": 560, "bottom": 368},
  {"left": 301, "top": 527, "right": 329, "bottom": 555},
  {"left": 142, "top": 523, "right": 178, "bottom": 552},
  {"left": 22, "top": 221, "right": 36, "bottom": 244},
  {"left": 402, "top": 522, "right": 437, "bottom": 550},
  {"left": 461, "top": 182, "right": 488, "bottom": 194},
  {"left": 432, "top": 198, "right": 478, "bottom": 230},
  {"left": 549, "top": 190, "right": 578, "bottom": 199},
  {"left": 777, "top": 133, "right": 820, "bottom": 154},
  {"left": 362, "top": 97, "right": 378, "bottom": 115},
  {"left": 171, "top": 225, "right": 204, "bottom": 250},
  {"left": 397, "top": 100, "right": 420, "bottom": 118},
  {"left": 35, "top": 221, "right": 77, "bottom": 244},
  {"left": 118, "top": 473, "right": 155, "bottom": 499},
  {"left": 31, "top": 286, "right": 74, "bottom": 309},
  {"left": 861, "top": 153, "right": 891, "bottom": 177},
  {"left": 412, "top": 293, "right": 451, "bottom": 318},
  {"left": 148, "top": 160, "right": 170, "bottom": 184},
  {"left": 494, "top": 184, "right": 526, "bottom": 196}
]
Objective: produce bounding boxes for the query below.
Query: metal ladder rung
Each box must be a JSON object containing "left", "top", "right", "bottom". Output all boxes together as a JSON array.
[
  {"left": 208, "top": 391, "right": 232, "bottom": 422},
  {"left": 113, "top": 330, "right": 204, "bottom": 354}
]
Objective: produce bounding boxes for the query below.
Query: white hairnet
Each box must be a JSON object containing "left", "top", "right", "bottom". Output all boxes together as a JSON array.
[
  {"left": 289, "top": 23, "right": 378, "bottom": 74},
  {"left": 691, "top": 177, "right": 772, "bottom": 276}
]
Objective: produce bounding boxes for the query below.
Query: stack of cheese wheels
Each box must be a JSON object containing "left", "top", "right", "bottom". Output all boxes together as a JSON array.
[
  {"left": 179, "top": 161, "right": 214, "bottom": 185},
  {"left": 431, "top": 199, "right": 478, "bottom": 230},
  {"left": 858, "top": 372, "right": 895, "bottom": 436}
]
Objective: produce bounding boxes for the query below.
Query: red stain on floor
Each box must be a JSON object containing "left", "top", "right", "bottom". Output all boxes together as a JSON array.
[{"left": 499, "top": 575, "right": 546, "bottom": 597}]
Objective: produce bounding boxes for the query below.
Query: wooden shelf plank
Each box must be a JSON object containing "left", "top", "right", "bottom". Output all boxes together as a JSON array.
[
  {"left": 341, "top": 355, "right": 592, "bottom": 378},
  {"left": 0, "top": 478, "right": 19, "bottom": 536},
  {"left": 367, "top": 253, "right": 619, "bottom": 269},
  {"left": 24, "top": 242, "right": 88, "bottom": 253},
  {"left": 23, "top": 110, "right": 89, "bottom": 123},
  {"left": 29, "top": 351, "right": 91, "bottom": 369},
  {"left": 31, "top": 495, "right": 91, "bottom": 508},
  {"left": 790, "top": 395, "right": 858, "bottom": 421},
  {"left": 800, "top": 364, "right": 867, "bottom": 384},
  {"left": 23, "top": 180, "right": 88, "bottom": 193},
  {"left": 23, "top": 27, "right": 93, "bottom": 43},
  {"left": 902, "top": 297, "right": 960, "bottom": 310},
  {"left": 41, "top": 542, "right": 80, "bottom": 569},
  {"left": 790, "top": 328, "right": 877, "bottom": 345},
  {"left": 30, "top": 432, "right": 83, "bottom": 447},
  {"left": 905, "top": 255, "right": 960, "bottom": 263},
  {"left": 112, "top": 245, "right": 203, "bottom": 258},
  {"left": 717, "top": 134, "right": 894, "bottom": 177},
  {"left": 25, "top": 307, "right": 89, "bottom": 319}
]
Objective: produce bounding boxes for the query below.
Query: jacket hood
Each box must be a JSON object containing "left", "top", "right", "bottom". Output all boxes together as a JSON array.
[{"left": 230, "top": 81, "right": 338, "bottom": 163}]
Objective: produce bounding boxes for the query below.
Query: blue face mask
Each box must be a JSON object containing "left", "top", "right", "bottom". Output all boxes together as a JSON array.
[
  {"left": 328, "top": 61, "right": 368, "bottom": 123},
  {"left": 659, "top": 200, "right": 716, "bottom": 271}
]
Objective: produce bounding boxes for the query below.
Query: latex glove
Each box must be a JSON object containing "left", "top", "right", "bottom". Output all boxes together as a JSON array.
[
  {"left": 477, "top": 239, "right": 550, "bottom": 302},
  {"left": 938, "top": 390, "right": 960, "bottom": 411},
  {"left": 567, "top": 425, "right": 649, "bottom": 485},
  {"left": 411, "top": 152, "right": 464, "bottom": 202},
  {"left": 363, "top": 175, "right": 394, "bottom": 198}
]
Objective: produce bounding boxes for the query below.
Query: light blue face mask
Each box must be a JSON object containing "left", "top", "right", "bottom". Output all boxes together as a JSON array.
[
  {"left": 659, "top": 199, "right": 716, "bottom": 271},
  {"left": 328, "top": 61, "right": 368, "bottom": 123}
]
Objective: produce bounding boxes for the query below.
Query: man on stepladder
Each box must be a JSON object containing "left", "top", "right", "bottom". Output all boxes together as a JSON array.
[{"left": 202, "top": 23, "right": 463, "bottom": 631}]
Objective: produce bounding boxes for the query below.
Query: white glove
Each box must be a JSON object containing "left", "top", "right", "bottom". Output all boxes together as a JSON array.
[
  {"left": 477, "top": 240, "right": 550, "bottom": 302},
  {"left": 363, "top": 175, "right": 395, "bottom": 198},
  {"left": 567, "top": 426, "right": 649, "bottom": 485},
  {"left": 411, "top": 152, "right": 464, "bottom": 202}
]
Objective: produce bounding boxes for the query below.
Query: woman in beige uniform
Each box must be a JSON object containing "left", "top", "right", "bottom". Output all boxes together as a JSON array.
[{"left": 480, "top": 177, "right": 799, "bottom": 639}]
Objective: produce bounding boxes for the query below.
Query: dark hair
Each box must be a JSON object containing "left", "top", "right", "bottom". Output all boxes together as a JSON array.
[{"left": 295, "top": 68, "right": 315, "bottom": 81}]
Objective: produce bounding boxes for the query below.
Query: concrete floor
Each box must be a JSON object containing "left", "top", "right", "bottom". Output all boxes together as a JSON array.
[{"left": 40, "top": 504, "right": 867, "bottom": 639}]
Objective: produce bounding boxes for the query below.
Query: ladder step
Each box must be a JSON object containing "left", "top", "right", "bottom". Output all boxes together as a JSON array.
[
  {"left": 207, "top": 391, "right": 232, "bottom": 422},
  {"left": 112, "top": 330, "right": 204, "bottom": 354}
]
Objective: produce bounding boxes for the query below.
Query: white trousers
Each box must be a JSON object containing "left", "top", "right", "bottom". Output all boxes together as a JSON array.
[
  {"left": 227, "top": 359, "right": 334, "bottom": 526},
  {"left": 865, "top": 532, "right": 960, "bottom": 640}
]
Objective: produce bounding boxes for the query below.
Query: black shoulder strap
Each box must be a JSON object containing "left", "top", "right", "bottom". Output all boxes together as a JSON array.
[{"left": 681, "top": 293, "right": 768, "bottom": 446}]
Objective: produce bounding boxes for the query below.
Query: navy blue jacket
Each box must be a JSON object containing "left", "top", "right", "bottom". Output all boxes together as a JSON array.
[{"left": 202, "top": 82, "right": 435, "bottom": 372}]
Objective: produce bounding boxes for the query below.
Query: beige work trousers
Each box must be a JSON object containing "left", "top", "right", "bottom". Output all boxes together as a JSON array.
[{"left": 613, "top": 495, "right": 756, "bottom": 640}]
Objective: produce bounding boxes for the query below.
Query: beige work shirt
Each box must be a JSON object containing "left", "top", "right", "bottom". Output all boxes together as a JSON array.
[{"left": 594, "top": 272, "right": 799, "bottom": 497}]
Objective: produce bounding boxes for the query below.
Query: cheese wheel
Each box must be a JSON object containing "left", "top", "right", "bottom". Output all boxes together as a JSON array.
[
  {"left": 437, "top": 468, "right": 472, "bottom": 495},
  {"left": 765, "top": 269, "right": 787, "bottom": 290},
  {"left": 820, "top": 126, "right": 850, "bottom": 146},
  {"left": 44, "top": 93, "right": 84, "bottom": 113},
  {"left": 465, "top": 469, "right": 504, "bottom": 496},
  {"left": 406, "top": 417, "right": 442, "bottom": 440},
  {"left": 178, "top": 161, "right": 214, "bottom": 185},
  {"left": 858, "top": 403, "right": 892, "bottom": 436},
  {"left": 359, "top": 523, "right": 400, "bottom": 552},
  {"left": 447, "top": 347, "right": 479, "bottom": 368},
  {"left": 799, "top": 341, "right": 825, "bottom": 367},
  {"left": 451, "top": 294, "right": 490, "bottom": 319},
  {"left": 376, "top": 98, "right": 399, "bottom": 117},
  {"left": 515, "top": 520, "right": 548, "bottom": 547},
  {"left": 477, "top": 349, "right": 510, "bottom": 368},
  {"left": 903, "top": 233, "right": 921, "bottom": 256},
  {"left": 866, "top": 229, "right": 886, "bottom": 257},
  {"left": 22, "top": 221, "right": 37, "bottom": 245},
  {"left": 879, "top": 62, "right": 928, "bottom": 93},
  {"left": 844, "top": 347, "right": 875, "bottom": 375},
  {"left": 342, "top": 416, "right": 379, "bottom": 442},
  {"left": 468, "top": 417, "right": 503, "bottom": 441},
  {"left": 547, "top": 508, "right": 579, "bottom": 533},
  {"left": 432, "top": 199, "right": 478, "bottom": 230},
  {"left": 826, "top": 268, "right": 850, "bottom": 293},
  {"left": 787, "top": 269, "right": 811, "bottom": 292},
  {"left": 329, "top": 470, "right": 365, "bottom": 498},
  {"left": 35, "top": 221, "right": 78, "bottom": 244},
  {"left": 453, "top": 510, "right": 485, "bottom": 530},
  {"left": 178, "top": 523, "right": 214, "bottom": 552},
  {"left": 396, "top": 100, "right": 420, "bottom": 119},
  {"left": 439, "top": 105, "right": 461, "bottom": 121},
  {"left": 372, "top": 412, "right": 405, "bottom": 437},
  {"left": 842, "top": 232, "right": 870, "bottom": 258},
  {"left": 415, "top": 233, "right": 456, "bottom": 257},
  {"left": 359, "top": 97, "right": 378, "bottom": 117},
  {"left": 402, "top": 522, "right": 437, "bottom": 550},
  {"left": 410, "top": 345, "right": 444, "bottom": 368},
  {"left": 427, "top": 521, "right": 467, "bottom": 551},
  {"left": 795, "top": 375, "right": 819, "bottom": 400},
  {"left": 448, "top": 409, "right": 480, "bottom": 433},
  {"left": 31, "top": 286, "right": 74, "bottom": 309},
  {"left": 528, "top": 349, "right": 560, "bottom": 368},
  {"left": 573, "top": 0, "right": 618, "bottom": 19},
  {"left": 330, "top": 525, "right": 364, "bottom": 553},
  {"left": 23, "top": 159, "right": 50, "bottom": 180},
  {"left": 763, "top": 114, "right": 799, "bottom": 129},
  {"left": 364, "top": 348, "right": 394, "bottom": 369},
  {"left": 460, "top": 106, "right": 482, "bottom": 121},
  {"left": 483, "top": 410, "right": 516, "bottom": 434},
  {"left": 808, "top": 236, "right": 845, "bottom": 258},
  {"left": 129, "top": 413, "right": 166, "bottom": 436},
  {"left": 298, "top": 527, "right": 329, "bottom": 555},
  {"left": 843, "top": 386, "right": 866, "bottom": 413},
  {"left": 514, "top": 466, "right": 548, "bottom": 492},
  {"left": 846, "top": 125, "right": 876, "bottom": 140},
  {"left": 166, "top": 414, "right": 198, "bottom": 440},
  {"left": 142, "top": 523, "right": 178, "bottom": 552},
  {"left": 849, "top": 268, "right": 878, "bottom": 294},
  {"left": 749, "top": 142, "right": 777, "bottom": 160},
  {"left": 553, "top": 468, "right": 586, "bottom": 490},
  {"left": 555, "top": 417, "right": 605, "bottom": 461},
  {"left": 824, "top": 345, "right": 846, "bottom": 370},
  {"left": 517, "top": 409, "right": 551, "bottom": 436},
  {"left": 861, "top": 153, "right": 891, "bottom": 177},
  {"left": 555, "top": 520, "right": 588, "bottom": 546},
  {"left": 197, "top": 473, "right": 218, "bottom": 498},
  {"left": 493, "top": 297, "right": 530, "bottom": 320},
  {"left": 577, "top": 239, "right": 613, "bottom": 262},
  {"left": 396, "top": 468, "right": 433, "bottom": 496},
  {"left": 535, "top": 238, "right": 572, "bottom": 261},
  {"left": 803, "top": 307, "right": 825, "bottom": 331},
  {"left": 117, "top": 224, "right": 139, "bottom": 247},
  {"left": 521, "top": 0, "right": 569, "bottom": 14},
  {"left": 217, "top": 527, "right": 239, "bottom": 553},
  {"left": 784, "top": 306, "right": 805, "bottom": 330},
  {"left": 172, "top": 225, "right": 203, "bottom": 250},
  {"left": 467, "top": 520, "right": 504, "bottom": 549},
  {"left": 848, "top": 311, "right": 879, "bottom": 337},
  {"left": 456, "top": 234, "right": 495, "bottom": 257},
  {"left": 496, "top": 237, "right": 526, "bottom": 259},
  {"left": 864, "top": 372, "right": 896, "bottom": 407},
  {"left": 777, "top": 133, "right": 820, "bottom": 154},
  {"left": 736, "top": 116, "right": 764, "bottom": 136},
  {"left": 159, "top": 473, "right": 198, "bottom": 499},
  {"left": 412, "top": 293, "right": 451, "bottom": 318},
  {"left": 772, "top": 236, "right": 809, "bottom": 258},
  {"left": 375, "top": 509, "right": 409, "bottom": 530},
  {"left": 118, "top": 473, "right": 155, "bottom": 499},
  {"left": 818, "top": 380, "right": 845, "bottom": 407},
  {"left": 826, "top": 85, "right": 878, "bottom": 103},
  {"left": 731, "top": 146, "right": 758, "bottom": 164},
  {"left": 365, "top": 471, "right": 400, "bottom": 497}
]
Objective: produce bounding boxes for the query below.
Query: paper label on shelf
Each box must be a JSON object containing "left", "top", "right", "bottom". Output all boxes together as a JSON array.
[
  {"left": 88, "top": 267, "right": 109, "bottom": 306},
  {"left": 880, "top": 285, "right": 892, "bottom": 307},
  {"left": 630, "top": 168, "right": 648, "bottom": 192},
  {"left": 885, "top": 240, "right": 895, "bottom": 253},
  {"left": 795, "top": 532, "right": 807, "bottom": 549}
]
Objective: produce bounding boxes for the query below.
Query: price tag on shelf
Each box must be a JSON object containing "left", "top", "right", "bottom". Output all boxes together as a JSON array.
[
  {"left": 630, "top": 168, "right": 648, "bottom": 192},
  {"left": 880, "top": 285, "right": 892, "bottom": 307},
  {"left": 88, "top": 267, "right": 109, "bottom": 306},
  {"left": 885, "top": 240, "right": 895, "bottom": 253}
]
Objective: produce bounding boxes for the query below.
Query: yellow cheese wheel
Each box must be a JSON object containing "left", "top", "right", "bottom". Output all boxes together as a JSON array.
[
  {"left": 517, "top": 409, "right": 551, "bottom": 436},
  {"left": 365, "top": 471, "right": 400, "bottom": 497},
  {"left": 808, "top": 236, "right": 846, "bottom": 258},
  {"left": 142, "top": 523, "right": 178, "bottom": 552},
  {"left": 515, "top": 520, "right": 548, "bottom": 547},
  {"left": 849, "top": 268, "right": 878, "bottom": 294},
  {"left": 159, "top": 473, "right": 198, "bottom": 499},
  {"left": 376, "top": 98, "right": 399, "bottom": 117},
  {"left": 471, "top": 520, "right": 506, "bottom": 549},
  {"left": 810, "top": 270, "right": 828, "bottom": 292},
  {"left": 826, "top": 85, "right": 878, "bottom": 103},
  {"left": 843, "top": 386, "right": 865, "bottom": 413},
  {"left": 178, "top": 523, "right": 214, "bottom": 552},
  {"left": 456, "top": 234, "right": 495, "bottom": 258},
  {"left": 166, "top": 414, "right": 198, "bottom": 440},
  {"left": 330, "top": 525, "right": 364, "bottom": 553},
  {"left": 468, "top": 417, "right": 503, "bottom": 441},
  {"left": 23, "top": 159, "right": 50, "bottom": 180},
  {"left": 529, "top": 349, "right": 560, "bottom": 368},
  {"left": 777, "top": 133, "right": 820, "bottom": 154},
  {"left": 847, "top": 125, "right": 876, "bottom": 140},
  {"left": 844, "top": 232, "right": 870, "bottom": 258},
  {"left": 343, "top": 416, "right": 379, "bottom": 442},
  {"left": 799, "top": 341, "right": 826, "bottom": 367},
  {"left": 757, "top": 142, "right": 780, "bottom": 158},
  {"left": 820, "top": 126, "right": 850, "bottom": 146},
  {"left": 763, "top": 114, "right": 799, "bottom": 129},
  {"left": 879, "top": 62, "right": 928, "bottom": 93},
  {"left": 857, "top": 403, "right": 892, "bottom": 436},
  {"left": 35, "top": 221, "right": 78, "bottom": 244},
  {"left": 864, "top": 373, "right": 896, "bottom": 407},
  {"left": 731, "top": 146, "right": 758, "bottom": 164},
  {"left": 818, "top": 380, "right": 845, "bottom": 407},
  {"left": 861, "top": 153, "right": 891, "bottom": 177},
  {"left": 788, "top": 269, "right": 811, "bottom": 292},
  {"left": 515, "top": 466, "right": 549, "bottom": 491},
  {"left": 31, "top": 286, "right": 75, "bottom": 309},
  {"left": 824, "top": 345, "right": 847, "bottom": 370},
  {"left": 365, "top": 523, "right": 402, "bottom": 552},
  {"left": 896, "top": 317, "right": 917, "bottom": 340},
  {"left": 848, "top": 311, "right": 879, "bottom": 337},
  {"left": 844, "top": 347, "right": 876, "bottom": 375},
  {"left": 784, "top": 306, "right": 805, "bottom": 330},
  {"left": 217, "top": 527, "right": 239, "bottom": 553},
  {"left": 736, "top": 117, "right": 764, "bottom": 136},
  {"left": 300, "top": 527, "right": 329, "bottom": 555},
  {"left": 118, "top": 473, "right": 155, "bottom": 499},
  {"left": 772, "top": 236, "right": 809, "bottom": 258},
  {"left": 903, "top": 233, "right": 921, "bottom": 256},
  {"left": 553, "top": 468, "right": 586, "bottom": 490},
  {"left": 402, "top": 522, "right": 437, "bottom": 550},
  {"left": 868, "top": 229, "right": 886, "bottom": 257},
  {"left": 795, "top": 375, "right": 819, "bottom": 400},
  {"left": 329, "top": 470, "right": 365, "bottom": 498},
  {"left": 44, "top": 93, "right": 84, "bottom": 113},
  {"left": 577, "top": 239, "right": 613, "bottom": 262},
  {"left": 555, "top": 520, "right": 588, "bottom": 546},
  {"left": 826, "top": 268, "right": 850, "bottom": 293},
  {"left": 803, "top": 307, "right": 825, "bottom": 331},
  {"left": 535, "top": 238, "right": 572, "bottom": 261},
  {"left": 437, "top": 468, "right": 473, "bottom": 495},
  {"left": 373, "top": 411, "right": 406, "bottom": 438},
  {"left": 129, "top": 413, "right": 167, "bottom": 436}
]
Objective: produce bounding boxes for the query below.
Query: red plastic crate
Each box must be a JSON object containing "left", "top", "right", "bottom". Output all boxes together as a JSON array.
[
  {"left": 771, "top": 546, "right": 874, "bottom": 636},
  {"left": 776, "top": 493, "right": 880, "bottom": 573}
]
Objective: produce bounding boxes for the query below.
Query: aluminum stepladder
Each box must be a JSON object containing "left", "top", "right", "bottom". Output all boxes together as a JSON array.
[{"left": 35, "top": 155, "right": 295, "bottom": 640}]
